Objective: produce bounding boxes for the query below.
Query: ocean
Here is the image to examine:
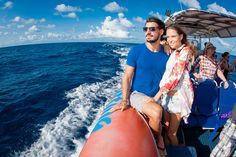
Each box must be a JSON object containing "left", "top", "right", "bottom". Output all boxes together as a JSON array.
[{"left": 0, "top": 42, "right": 235, "bottom": 157}]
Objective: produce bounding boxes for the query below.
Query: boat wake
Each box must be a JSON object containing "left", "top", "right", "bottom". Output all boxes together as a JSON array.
[{"left": 17, "top": 44, "right": 130, "bottom": 157}]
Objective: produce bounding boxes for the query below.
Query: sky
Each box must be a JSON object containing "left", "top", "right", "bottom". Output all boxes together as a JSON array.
[{"left": 0, "top": 0, "right": 236, "bottom": 55}]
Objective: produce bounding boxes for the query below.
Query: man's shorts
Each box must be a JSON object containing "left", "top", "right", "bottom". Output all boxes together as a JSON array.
[{"left": 129, "top": 91, "right": 160, "bottom": 112}]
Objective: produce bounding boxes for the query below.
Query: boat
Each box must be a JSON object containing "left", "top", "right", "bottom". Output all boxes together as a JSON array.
[
  {"left": 79, "top": 91, "right": 160, "bottom": 157},
  {"left": 79, "top": 9, "right": 236, "bottom": 157},
  {"left": 79, "top": 91, "right": 197, "bottom": 157}
]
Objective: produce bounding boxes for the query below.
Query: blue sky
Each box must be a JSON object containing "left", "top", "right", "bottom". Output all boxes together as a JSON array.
[{"left": 0, "top": 0, "right": 236, "bottom": 54}]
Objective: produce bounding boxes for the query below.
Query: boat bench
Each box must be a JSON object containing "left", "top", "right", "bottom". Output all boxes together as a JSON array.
[
  {"left": 166, "top": 145, "right": 197, "bottom": 157},
  {"left": 184, "top": 79, "right": 236, "bottom": 140}
]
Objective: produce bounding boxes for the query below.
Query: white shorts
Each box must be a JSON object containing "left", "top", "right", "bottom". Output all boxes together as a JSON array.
[
  {"left": 130, "top": 91, "right": 161, "bottom": 112},
  {"left": 161, "top": 95, "right": 181, "bottom": 114}
]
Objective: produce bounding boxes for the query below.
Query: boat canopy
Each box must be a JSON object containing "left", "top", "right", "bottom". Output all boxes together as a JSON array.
[{"left": 165, "top": 9, "right": 236, "bottom": 38}]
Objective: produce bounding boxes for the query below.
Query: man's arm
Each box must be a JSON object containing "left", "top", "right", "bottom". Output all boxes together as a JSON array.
[
  {"left": 112, "top": 65, "right": 134, "bottom": 112},
  {"left": 122, "top": 65, "right": 135, "bottom": 101}
]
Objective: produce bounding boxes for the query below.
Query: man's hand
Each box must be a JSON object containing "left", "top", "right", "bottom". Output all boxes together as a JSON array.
[{"left": 111, "top": 100, "right": 129, "bottom": 112}]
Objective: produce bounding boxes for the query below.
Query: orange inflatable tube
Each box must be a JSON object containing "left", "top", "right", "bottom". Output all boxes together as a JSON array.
[{"left": 79, "top": 91, "right": 159, "bottom": 157}]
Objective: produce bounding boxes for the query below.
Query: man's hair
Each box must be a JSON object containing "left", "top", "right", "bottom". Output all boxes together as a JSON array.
[{"left": 145, "top": 17, "right": 165, "bottom": 30}]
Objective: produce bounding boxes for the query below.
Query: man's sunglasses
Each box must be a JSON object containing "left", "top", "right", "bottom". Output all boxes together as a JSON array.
[{"left": 143, "top": 27, "right": 159, "bottom": 32}]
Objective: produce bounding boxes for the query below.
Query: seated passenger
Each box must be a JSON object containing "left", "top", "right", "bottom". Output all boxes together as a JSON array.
[
  {"left": 192, "top": 43, "right": 229, "bottom": 89},
  {"left": 219, "top": 52, "right": 235, "bottom": 80},
  {"left": 210, "top": 104, "right": 236, "bottom": 157}
]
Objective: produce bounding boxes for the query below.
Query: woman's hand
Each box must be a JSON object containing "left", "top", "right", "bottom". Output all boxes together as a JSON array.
[{"left": 224, "top": 81, "right": 229, "bottom": 89}]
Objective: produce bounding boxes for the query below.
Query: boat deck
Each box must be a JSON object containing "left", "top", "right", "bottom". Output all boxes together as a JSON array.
[
  {"left": 167, "top": 126, "right": 220, "bottom": 157},
  {"left": 185, "top": 127, "right": 219, "bottom": 156}
]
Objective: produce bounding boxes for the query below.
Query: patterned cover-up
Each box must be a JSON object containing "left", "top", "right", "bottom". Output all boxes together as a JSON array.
[
  {"left": 194, "top": 55, "right": 218, "bottom": 80},
  {"left": 210, "top": 119, "right": 236, "bottom": 157},
  {"left": 159, "top": 44, "right": 194, "bottom": 123}
]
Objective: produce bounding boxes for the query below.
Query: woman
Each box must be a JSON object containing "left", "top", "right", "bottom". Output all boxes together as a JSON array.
[
  {"left": 153, "top": 25, "right": 195, "bottom": 145},
  {"left": 219, "top": 52, "right": 235, "bottom": 80},
  {"left": 193, "top": 43, "right": 229, "bottom": 88}
]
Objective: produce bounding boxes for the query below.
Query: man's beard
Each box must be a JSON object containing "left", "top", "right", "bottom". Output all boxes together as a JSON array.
[{"left": 146, "top": 35, "right": 159, "bottom": 43}]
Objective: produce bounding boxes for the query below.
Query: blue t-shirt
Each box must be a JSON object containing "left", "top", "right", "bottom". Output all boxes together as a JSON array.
[{"left": 127, "top": 43, "right": 169, "bottom": 97}]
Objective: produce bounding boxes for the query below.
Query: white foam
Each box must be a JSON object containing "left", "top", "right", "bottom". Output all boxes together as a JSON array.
[
  {"left": 113, "top": 47, "right": 130, "bottom": 57},
  {"left": 18, "top": 44, "right": 130, "bottom": 157}
]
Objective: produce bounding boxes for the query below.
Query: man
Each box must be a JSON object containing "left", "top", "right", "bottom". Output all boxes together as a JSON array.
[{"left": 112, "top": 17, "right": 169, "bottom": 156}]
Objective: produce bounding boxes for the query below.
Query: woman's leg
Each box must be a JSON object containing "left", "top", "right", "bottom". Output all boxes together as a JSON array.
[
  {"left": 163, "top": 110, "right": 170, "bottom": 145},
  {"left": 167, "top": 113, "right": 181, "bottom": 146}
]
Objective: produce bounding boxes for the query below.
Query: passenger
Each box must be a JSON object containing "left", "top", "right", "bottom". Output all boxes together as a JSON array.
[
  {"left": 219, "top": 52, "right": 235, "bottom": 80},
  {"left": 160, "top": 32, "right": 172, "bottom": 55},
  {"left": 112, "top": 17, "right": 169, "bottom": 156},
  {"left": 210, "top": 104, "right": 236, "bottom": 157},
  {"left": 192, "top": 42, "right": 229, "bottom": 89},
  {"left": 160, "top": 38, "right": 172, "bottom": 55},
  {"left": 153, "top": 25, "right": 195, "bottom": 146}
]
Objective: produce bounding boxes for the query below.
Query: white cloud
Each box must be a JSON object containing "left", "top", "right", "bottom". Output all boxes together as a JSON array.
[
  {"left": 0, "top": 25, "right": 6, "bottom": 29},
  {"left": 55, "top": 4, "right": 81, "bottom": 12},
  {"left": 25, "top": 18, "right": 36, "bottom": 24},
  {"left": 47, "top": 24, "right": 56, "bottom": 28},
  {"left": 215, "top": 38, "right": 232, "bottom": 52},
  {"left": 149, "top": 11, "right": 165, "bottom": 21},
  {"left": 21, "top": 34, "right": 38, "bottom": 41},
  {"left": 28, "top": 25, "right": 40, "bottom": 33},
  {"left": 216, "top": 38, "right": 230, "bottom": 47},
  {"left": 12, "top": 16, "right": 44, "bottom": 25},
  {"left": 12, "top": 31, "right": 18, "bottom": 35},
  {"left": 55, "top": 4, "right": 80, "bottom": 19},
  {"left": 13, "top": 16, "right": 21, "bottom": 22},
  {"left": 47, "top": 32, "right": 64, "bottom": 39},
  {"left": 3, "top": 1, "right": 13, "bottom": 9},
  {"left": 80, "top": 13, "right": 133, "bottom": 39},
  {"left": 207, "top": 3, "right": 236, "bottom": 17},
  {"left": 85, "top": 8, "right": 94, "bottom": 12},
  {"left": 133, "top": 17, "right": 145, "bottom": 23},
  {"left": 18, "top": 32, "right": 78, "bottom": 43},
  {"left": 118, "top": 13, "right": 133, "bottom": 27},
  {"left": 179, "top": 0, "right": 201, "bottom": 9},
  {"left": 17, "top": 25, "right": 25, "bottom": 29},
  {"left": 66, "top": 12, "right": 77, "bottom": 18},
  {"left": 103, "top": 2, "right": 127, "bottom": 13},
  {"left": 40, "top": 18, "right": 46, "bottom": 23}
]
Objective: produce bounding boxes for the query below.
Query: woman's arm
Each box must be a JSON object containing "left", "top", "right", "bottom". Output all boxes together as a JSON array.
[
  {"left": 217, "top": 69, "right": 229, "bottom": 89},
  {"left": 154, "top": 47, "right": 191, "bottom": 101}
]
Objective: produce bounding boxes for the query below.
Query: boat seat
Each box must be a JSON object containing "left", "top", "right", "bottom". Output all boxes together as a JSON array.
[
  {"left": 185, "top": 79, "right": 219, "bottom": 128},
  {"left": 218, "top": 80, "right": 236, "bottom": 121},
  {"left": 166, "top": 146, "right": 197, "bottom": 157},
  {"left": 209, "top": 80, "right": 236, "bottom": 141}
]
